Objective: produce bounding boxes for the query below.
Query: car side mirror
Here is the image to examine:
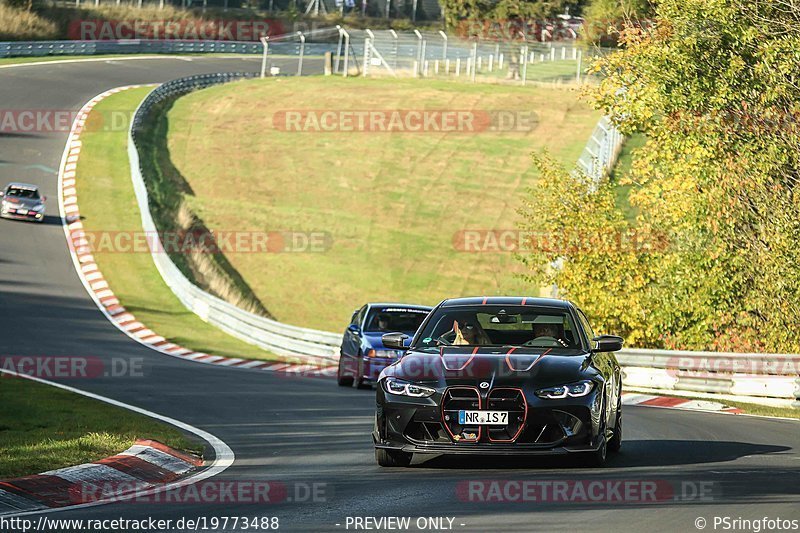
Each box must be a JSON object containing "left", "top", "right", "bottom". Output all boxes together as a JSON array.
[
  {"left": 592, "top": 335, "right": 624, "bottom": 352},
  {"left": 347, "top": 324, "right": 360, "bottom": 334},
  {"left": 382, "top": 332, "right": 410, "bottom": 350},
  {"left": 0, "top": 191, "right": 4, "bottom": 197}
]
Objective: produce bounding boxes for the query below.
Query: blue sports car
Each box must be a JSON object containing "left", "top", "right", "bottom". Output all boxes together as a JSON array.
[{"left": 338, "top": 303, "right": 432, "bottom": 389}]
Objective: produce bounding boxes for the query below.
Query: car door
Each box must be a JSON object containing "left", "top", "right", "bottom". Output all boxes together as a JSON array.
[{"left": 341, "top": 305, "right": 366, "bottom": 374}]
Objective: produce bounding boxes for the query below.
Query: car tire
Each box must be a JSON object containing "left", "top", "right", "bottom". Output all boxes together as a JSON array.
[
  {"left": 583, "top": 437, "right": 607, "bottom": 467},
  {"left": 608, "top": 396, "right": 623, "bottom": 453},
  {"left": 337, "top": 357, "right": 353, "bottom": 387},
  {"left": 375, "top": 448, "right": 413, "bottom": 467},
  {"left": 355, "top": 359, "right": 372, "bottom": 389}
]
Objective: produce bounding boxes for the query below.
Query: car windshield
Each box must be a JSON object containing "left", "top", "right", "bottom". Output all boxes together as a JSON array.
[
  {"left": 364, "top": 307, "right": 429, "bottom": 334},
  {"left": 413, "top": 305, "right": 583, "bottom": 352},
  {"left": 6, "top": 187, "right": 39, "bottom": 199}
]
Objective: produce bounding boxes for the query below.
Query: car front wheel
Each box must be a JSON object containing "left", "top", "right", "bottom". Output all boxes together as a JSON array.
[
  {"left": 337, "top": 356, "right": 353, "bottom": 387},
  {"left": 375, "top": 448, "right": 413, "bottom": 467}
]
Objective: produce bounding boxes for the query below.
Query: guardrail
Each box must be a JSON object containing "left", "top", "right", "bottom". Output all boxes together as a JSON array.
[
  {"left": 128, "top": 74, "right": 798, "bottom": 409},
  {"left": 576, "top": 115, "right": 624, "bottom": 182},
  {"left": 128, "top": 73, "right": 341, "bottom": 363},
  {"left": 618, "top": 349, "right": 800, "bottom": 408},
  {"left": 0, "top": 39, "right": 263, "bottom": 58}
]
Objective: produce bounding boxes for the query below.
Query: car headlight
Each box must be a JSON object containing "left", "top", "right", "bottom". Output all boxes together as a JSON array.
[
  {"left": 366, "top": 349, "right": 401, "bottom": 358},
  {"left": 383, "top": 377, "right": 435, "bottom": 398},
  {"left": 535, "top": 380, "right": 595, "bottom": 399}
]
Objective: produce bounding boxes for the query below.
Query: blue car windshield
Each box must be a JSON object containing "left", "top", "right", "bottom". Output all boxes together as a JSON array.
[
  {"left": 364, "top": 307, "right": 429, "bottom": 334},
  {"left": 413, "top": 305, "right": 583, "bottom": 352}
]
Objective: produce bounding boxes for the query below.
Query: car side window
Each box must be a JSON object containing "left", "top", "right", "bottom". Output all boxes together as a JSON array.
[{"left": 576, "top": 308, "right": 595, "bottom": 342}]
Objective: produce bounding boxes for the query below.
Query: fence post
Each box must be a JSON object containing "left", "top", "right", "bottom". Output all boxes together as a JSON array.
[
  {"left": 439, "top": 30, "right": 448, "bottom": 60},
  {"left": 260, "top": 37, "right": 270, "bottom": 78},
  {"left": 521, "top": 45, "right": 528, "bottom": 85},
  {"left": 342, "top": 28, "right": 350, "bottom": 77},
  {"left": 576, "top": 50, "right": 582, "bottom": 83},
  {"left": 297, "top": 32, "right": 305, "bottom": 76},
  {"left": 471, "top": 41, "right": 477, "bottom": 82},
  {"left": 414, "top": 29, "right": 423, "bottom": 77},
  {"left": 390, "top": 29, "right": 398, "bottom": 70},
  {"left": 364, "top": 37, "right": 371, "bottom": 77},
  {"left": 335, "top": 25, "right": 343, "bottom": 75}
]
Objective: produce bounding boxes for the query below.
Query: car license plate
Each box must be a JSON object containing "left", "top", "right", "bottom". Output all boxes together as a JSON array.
[
  {"left": 458, "top": 410, "right": 508, "bottom": 425},
  {"left": 16, "top": 209, "right": 27, "bottom": 215}
]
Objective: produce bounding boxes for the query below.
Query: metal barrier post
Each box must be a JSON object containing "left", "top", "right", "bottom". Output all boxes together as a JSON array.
[
  {"left": 297, "top": 32, "right": 305, "bottom": 76},
  {"left": 260, "top": 37, "right": 270, "bottom": 79},
  {"left": 389, "top": 29, "right": 398, "bottom": 70},
  {"left": 335, "top": 25, "right": 343, "bottom": 75},
  {"left": 414, "top": 29, "right": 422, "bottom": 76},
  {"left": 439, "top": 30, "right": 448, "bottom": 60}
]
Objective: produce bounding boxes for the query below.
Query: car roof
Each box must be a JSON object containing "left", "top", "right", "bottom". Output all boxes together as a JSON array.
[
  {"left": 439, "top": 296, "right": 573, "bottom": 309},
  {"left": 5, "top": 182, "right": 39, "bottom": 191},
  {"left": 367, "top": 303, "right": 433, "bottom": 311}
]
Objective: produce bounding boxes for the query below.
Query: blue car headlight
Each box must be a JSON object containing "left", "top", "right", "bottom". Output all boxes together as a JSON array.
[
  {"left": 383, "top": 377, "right": 435, "bottom": 398},
  {"left": 535, "top": 380, "right": 595, "bottom": 399}
]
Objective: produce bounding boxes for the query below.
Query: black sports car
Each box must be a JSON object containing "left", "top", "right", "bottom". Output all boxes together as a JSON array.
[{"left": 373, "top": 297, "right": 624, "bottom": 467}]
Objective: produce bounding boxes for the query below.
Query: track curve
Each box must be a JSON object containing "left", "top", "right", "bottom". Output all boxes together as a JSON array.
[{"left": 0, "top": 57, "right": 798, "bottom": 532}]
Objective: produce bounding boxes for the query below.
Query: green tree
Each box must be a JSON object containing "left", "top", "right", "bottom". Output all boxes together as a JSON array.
[{"left": 519, "top": 0, "right": 800, "bottom": 352}]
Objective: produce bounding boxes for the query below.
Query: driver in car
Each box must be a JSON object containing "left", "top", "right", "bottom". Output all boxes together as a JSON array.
[
  {"left": 377, "top": 314, "right": 391, "bottom": 331},
  {"left": 530, "top": 317, "right": 568, "bottom": 347},
  {"left": 453, "top": 320, "right": 491, "bottom": 345}
]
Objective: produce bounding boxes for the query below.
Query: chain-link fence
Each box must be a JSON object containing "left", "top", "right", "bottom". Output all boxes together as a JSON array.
[{"left": 255, "top": 28, "right": 614, "bottom": 84}]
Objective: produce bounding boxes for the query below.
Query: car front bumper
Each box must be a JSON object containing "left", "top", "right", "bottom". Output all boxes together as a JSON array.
[{"left": 374, "top": 384, "right": 606, "bottom": 454}]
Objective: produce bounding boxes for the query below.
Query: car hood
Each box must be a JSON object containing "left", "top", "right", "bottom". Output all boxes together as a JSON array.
[
  {"left": 380, "top": 348, "right": 597, "bottom": 388},
  {"left": 3, "top": 197, "right": 42, "bottom": 209}
]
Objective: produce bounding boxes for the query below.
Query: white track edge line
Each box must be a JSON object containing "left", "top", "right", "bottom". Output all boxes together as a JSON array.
[{"left": 0, "top": 368, "right": 235, "bottom": 518}]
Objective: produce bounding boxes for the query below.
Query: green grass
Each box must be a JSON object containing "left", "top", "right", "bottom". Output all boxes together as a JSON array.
[
  {"left": 723, "top": 400, "right": 800, "bottom": 419},
  {"left": 610, "top": 133, "right": 646, "bottom": 223},
  {"left": 76, "top": 87, "right": 285, "bottom": 362},
  {"left": 627, "top": 389, "right": 800, "bottom": 419},
  {"left": 165, "top": 76, "right": 601, "bottom": 331},
  {"left": 0, "top": 377, "right": 201, "bottom": 479}
]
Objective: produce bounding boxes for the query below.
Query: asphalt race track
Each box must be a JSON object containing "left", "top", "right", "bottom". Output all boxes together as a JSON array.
[{"left": 0, "top": 57, "right": 798, "bottom": 532}]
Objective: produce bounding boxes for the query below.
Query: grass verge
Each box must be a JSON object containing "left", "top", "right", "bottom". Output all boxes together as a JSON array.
[
  {"left": 165, "top": 76, "right": 601, "bottom": 331},
  {"left": 627, "top": 389, "right": 800, "bottom": 420},
  {"left": 0, "top": 376, "right": 201, "bottom": 479},
  {"left": 75, "top": 86, "right": 283, "bottom": 362}
]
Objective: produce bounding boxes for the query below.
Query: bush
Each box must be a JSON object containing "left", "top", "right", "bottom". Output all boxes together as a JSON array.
[{"left": 519, "top": 0, "right": 800, "bottom": 353}]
